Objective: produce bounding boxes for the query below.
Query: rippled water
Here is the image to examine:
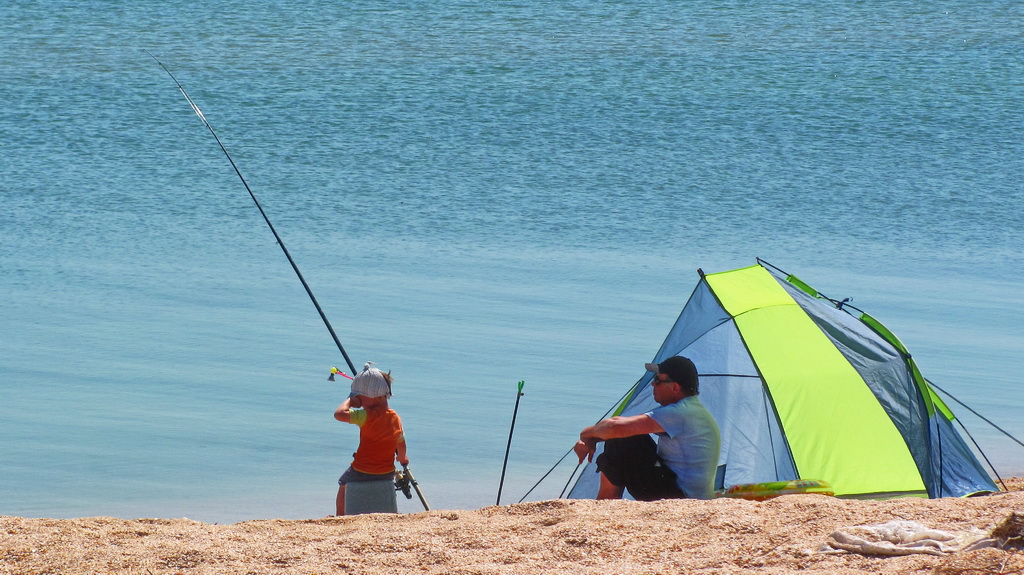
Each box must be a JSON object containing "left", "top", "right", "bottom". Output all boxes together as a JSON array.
[{"left": 2, "top": 1, "right": 1022, "bottom": 523}]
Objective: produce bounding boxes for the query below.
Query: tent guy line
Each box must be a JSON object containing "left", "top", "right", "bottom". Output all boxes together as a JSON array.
[
  {"left": 927, "top": 379, "right": 1024, "bottom": 453},
  {"left": 148, "top": 51, "right": 358, "bottom": 377}
]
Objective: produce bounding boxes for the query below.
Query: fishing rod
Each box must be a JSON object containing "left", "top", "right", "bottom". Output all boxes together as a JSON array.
[
  {"left": 395, "top": 463, "right": 430, "bottom": 511},
  {"left": 148, "top": 52, "right": 357, "bottom": 376},
  {"left": 496, "top": 380, "right": 525, "bottom": 505}
]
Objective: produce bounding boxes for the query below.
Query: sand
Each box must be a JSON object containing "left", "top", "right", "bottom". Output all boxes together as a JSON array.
[{"left": 3, "top": 478, "right": 1023, "bottom": 574}]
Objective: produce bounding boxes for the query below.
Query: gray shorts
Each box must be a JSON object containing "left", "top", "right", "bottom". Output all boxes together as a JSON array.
[{"left": 339, "top": 466, "right": 394, "bottom": 486}]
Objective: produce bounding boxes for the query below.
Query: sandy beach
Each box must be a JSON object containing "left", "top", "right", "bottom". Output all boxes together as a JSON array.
[{"left": 2, "top": 478, "right": 1022, "bottom": 574}]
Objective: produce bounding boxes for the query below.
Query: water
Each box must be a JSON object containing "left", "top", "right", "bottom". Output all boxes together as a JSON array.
[{"left": 2, "top": 1, "right": 1022, "bottom": 523}]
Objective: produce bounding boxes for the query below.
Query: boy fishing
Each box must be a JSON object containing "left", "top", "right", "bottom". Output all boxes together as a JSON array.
[{"left": 334, "top": 362, "right": 409, "bottom": 515}]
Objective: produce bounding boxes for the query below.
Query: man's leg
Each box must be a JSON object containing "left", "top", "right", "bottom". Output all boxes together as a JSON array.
[
  {"left": 597, "top": 472, "right": 625, "bottom": 500},
  {"left": 596, "top": 435, "right": 683, "bottom": 501},
  {"left": 595, "top": 435, "right": 656, "bottom": 499}
]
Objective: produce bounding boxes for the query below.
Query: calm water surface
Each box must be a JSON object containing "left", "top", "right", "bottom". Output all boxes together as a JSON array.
[{"left": 1, "top": 1, "right": 1022, "bottom": 522}]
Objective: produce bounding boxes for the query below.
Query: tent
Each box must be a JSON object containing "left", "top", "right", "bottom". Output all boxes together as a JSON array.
[{"left": 568, "top": 260, "right": 997, "bottom": 500}]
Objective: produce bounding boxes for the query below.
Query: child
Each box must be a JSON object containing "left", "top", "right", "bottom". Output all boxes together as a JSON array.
[{"left": 334, "top": 362, "right": 409, "bottom": 515}]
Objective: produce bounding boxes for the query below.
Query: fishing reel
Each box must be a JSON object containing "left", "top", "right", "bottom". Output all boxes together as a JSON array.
[{"left": 394, "top": 469, "right": 413, "bottom": 500}]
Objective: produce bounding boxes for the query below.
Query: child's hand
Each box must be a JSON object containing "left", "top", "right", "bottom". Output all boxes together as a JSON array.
[
  {"left": 398, "top": 455, "right": 410, "bottom": 466},
  {"left": 349, "top": 395, "right": 363, "bottom": 408}
]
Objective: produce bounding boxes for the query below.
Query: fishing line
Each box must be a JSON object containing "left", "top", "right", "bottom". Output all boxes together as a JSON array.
[{"left": 148, "top": 51, "right": 357, "bottom": 376}]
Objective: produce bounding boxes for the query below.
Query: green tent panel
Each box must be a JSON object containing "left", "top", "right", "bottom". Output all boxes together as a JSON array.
[
  {"left": 707, "top": 265, "right": 925, "bottom": 497},
  {"left": 569, "top": 260, "right": 996, "bottom": 500}
]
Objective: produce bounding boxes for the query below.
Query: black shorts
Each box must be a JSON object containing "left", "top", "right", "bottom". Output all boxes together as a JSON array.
[{"left": 595, "top": 435, "right": 687, "bottom": 501}]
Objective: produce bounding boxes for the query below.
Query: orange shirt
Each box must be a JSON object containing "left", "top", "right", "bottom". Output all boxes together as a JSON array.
[{"left": 349, "top": 408, "right": 405, "bottom": 474}]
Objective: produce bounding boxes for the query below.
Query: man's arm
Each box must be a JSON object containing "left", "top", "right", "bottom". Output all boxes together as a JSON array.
[{"left": 574, "top": 414, "right": 665, "bottom": 463}]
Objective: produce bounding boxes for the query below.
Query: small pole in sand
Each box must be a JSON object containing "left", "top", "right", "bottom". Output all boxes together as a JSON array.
[{"left": 496, "top": 380, "right": 525, "bottom": 506}]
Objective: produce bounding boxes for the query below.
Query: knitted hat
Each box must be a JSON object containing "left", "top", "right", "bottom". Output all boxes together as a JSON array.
[{"left": 350, "top": 362, "right": 392, "bottom": 398}]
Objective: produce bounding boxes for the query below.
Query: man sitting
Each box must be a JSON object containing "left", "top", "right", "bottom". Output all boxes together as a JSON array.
[{"left": 574, "top": 356, "right": 721, "bottom": 500}]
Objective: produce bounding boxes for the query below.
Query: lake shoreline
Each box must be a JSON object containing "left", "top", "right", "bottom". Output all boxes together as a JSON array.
[{"left": 3, "top": 478, "right": 1023, "bottom": 574}]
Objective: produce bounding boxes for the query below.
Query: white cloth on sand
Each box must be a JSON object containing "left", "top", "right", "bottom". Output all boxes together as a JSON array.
[{"left": 821, "top": 520, "right": 992, "bottom": 556}]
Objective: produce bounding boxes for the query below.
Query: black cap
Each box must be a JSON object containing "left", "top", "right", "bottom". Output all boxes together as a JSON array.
[{"left": 645, "top": 356, "right": 699, "bottom": 393}]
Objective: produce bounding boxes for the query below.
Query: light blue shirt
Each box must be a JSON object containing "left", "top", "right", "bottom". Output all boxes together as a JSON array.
[{"left": 646, "top": 395, "right": 721, "bottom": 500}]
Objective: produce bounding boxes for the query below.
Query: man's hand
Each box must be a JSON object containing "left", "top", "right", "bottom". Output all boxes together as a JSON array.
[
  {"left": 574, "top": 414, "right": 665, "bottom": 464},
  {"left": 574, "top": 438, "right": 598, "bottom": 464}
]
